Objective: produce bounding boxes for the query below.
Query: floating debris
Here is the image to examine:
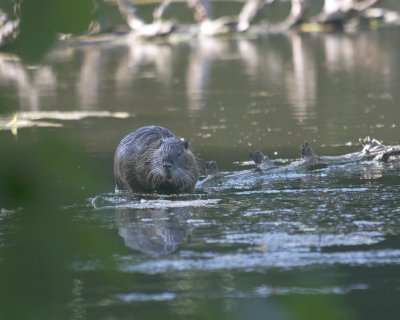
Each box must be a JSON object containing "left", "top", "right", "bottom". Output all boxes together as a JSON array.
[{"left": 0, "top": 111, "right": 134, "bottom": 134}]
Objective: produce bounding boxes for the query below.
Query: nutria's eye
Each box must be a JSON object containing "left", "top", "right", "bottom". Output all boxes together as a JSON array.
[
  {"left": 176, "top": 146, "right": 184, "bottom": 156},
  {"left": 160, "top": 138, "right": 167, "bottom": 148},
  {"left": 183, "top": 141, "right": 189, "bottom": 149}
]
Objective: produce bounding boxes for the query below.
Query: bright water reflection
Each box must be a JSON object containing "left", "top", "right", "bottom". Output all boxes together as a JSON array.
[
  {"left": 1, "top": 28, "right": 399, "bottom": 147},
  {"left": 1, "top": 19, "right": 400, "bottom": 320}
]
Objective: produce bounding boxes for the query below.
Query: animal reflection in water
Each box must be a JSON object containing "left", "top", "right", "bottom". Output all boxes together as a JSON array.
[{"left": 115, "top": 207, "right": 192, "bottom": 257}]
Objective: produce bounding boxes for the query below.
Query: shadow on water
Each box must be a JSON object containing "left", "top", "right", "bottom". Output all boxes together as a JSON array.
[{"left": 0, "top": 131, "right": 124, "bottom": 320}]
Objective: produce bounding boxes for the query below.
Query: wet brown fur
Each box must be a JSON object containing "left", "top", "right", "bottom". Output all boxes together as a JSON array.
[{"left": 114, "top": 126, "right": 199, "bottom": 193}]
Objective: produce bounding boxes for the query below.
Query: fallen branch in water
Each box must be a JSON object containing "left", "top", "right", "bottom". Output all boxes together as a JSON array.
[
  {"left": 300, "top": 137, "right": 400, "bottom": 167},
  {"left": 248, "top": 137, "right": 400, "bottom": 172},
  {"left": 196, "top": 137, "right": 400, "bottom": 190}
]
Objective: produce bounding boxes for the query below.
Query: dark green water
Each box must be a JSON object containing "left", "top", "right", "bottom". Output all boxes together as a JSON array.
[{"left": 1, "top": 18, "right": 400, "bottom": 320}]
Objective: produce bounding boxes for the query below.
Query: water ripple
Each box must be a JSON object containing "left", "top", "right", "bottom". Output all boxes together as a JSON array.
[
  {"left": 119, "top": 248, "right": 400, "bottom": 274},
  {"left": 90, "top": 193, "right": 221, "bottom": 210}
]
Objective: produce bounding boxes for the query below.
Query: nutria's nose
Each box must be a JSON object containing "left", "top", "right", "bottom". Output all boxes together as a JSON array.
[{"left": 163, "top": 161, "right": 173, "bottom": 171}]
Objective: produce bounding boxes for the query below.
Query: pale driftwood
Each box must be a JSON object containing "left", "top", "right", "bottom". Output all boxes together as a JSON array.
[
  {"left": 314, "top": 0, "right": 382, "bottom": 24},
  {"left": 116, "top": 0, "right": 176, "bottom": 38},
  {"left": 0, "top": 10, "right": 19, "bottom": 47},
  {"left": 248, "top": 137, "right": 400, "bottom": 173},
  {"left": 283, "top": 0, "right": 310, "bottom": 28},
  {"left": 300, "top": 137, "right": 400, "bottom": 167},
  {"left": 187, "top": 0, "right": 214, "bottom": 22},
  {"left": 237, "top": 0, "right": 274, "bottom": 31}
]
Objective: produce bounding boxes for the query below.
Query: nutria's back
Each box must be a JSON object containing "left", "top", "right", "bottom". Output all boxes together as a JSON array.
[{"left": 114, "top": 126, "right": 200, "bottom": 193}]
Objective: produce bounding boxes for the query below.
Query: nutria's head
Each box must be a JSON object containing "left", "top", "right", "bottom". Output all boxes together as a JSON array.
[
  {"left": 249, "top": 150, "right": 265, "bottom": 165},
  {"left": 299, "top": 141, "right": 314, "bottom": 158},
  {"left": 205, "top": 160, "right": 219, "bottom": 176},
  {"left": 145, "top": 137, "right": 199, "bottom": 193}
]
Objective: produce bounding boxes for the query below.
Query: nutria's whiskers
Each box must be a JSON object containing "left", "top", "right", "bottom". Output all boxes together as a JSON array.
[
  {"left": 175, "top": 167, "right": 194, "bottom": 193},
  {"left": 146, "top": 166, "right": 163, "bottom": 190}
]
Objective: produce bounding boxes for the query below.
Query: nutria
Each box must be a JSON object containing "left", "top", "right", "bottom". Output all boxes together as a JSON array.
[
  {"left": 249, "top": 150, "right": 275, "bottom": 170},
  {"left": 299, "top": 141, "right": 317, "bottom": 159},
  {"left": 195, "top": 160, "right": 224, "bottom": 189},
  {"left": 205, "top": 160, "right": 221, "bottom": 178},
  {"left": 298, "top": 141, "right": 325, "bottom": 168},
  {"left": 114, "top": 126, "right": 200, "bottom": 193}
]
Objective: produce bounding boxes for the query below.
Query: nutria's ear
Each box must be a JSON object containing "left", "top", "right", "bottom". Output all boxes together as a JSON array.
[{"left": 183, "top": 140, "right": 189, "bottom": 149}]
